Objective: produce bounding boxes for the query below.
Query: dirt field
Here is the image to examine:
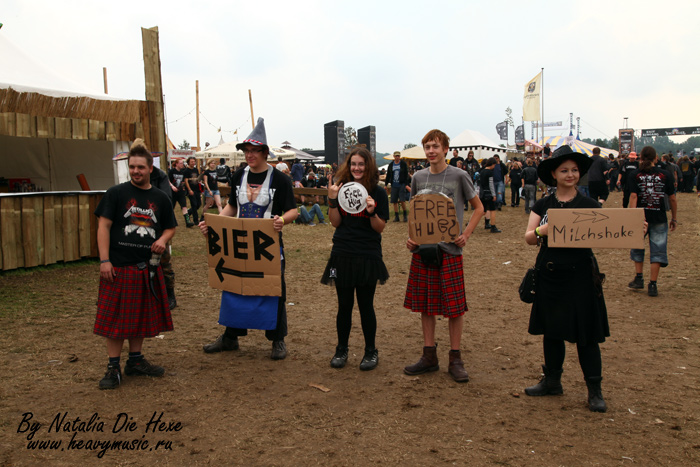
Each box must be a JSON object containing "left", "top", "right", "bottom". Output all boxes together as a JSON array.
[{"left": 1, "top": 189, "right": 699, "bottom": 466}]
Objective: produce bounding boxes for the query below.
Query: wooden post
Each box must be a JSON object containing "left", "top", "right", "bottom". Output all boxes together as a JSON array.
[
  {"left": 196, "top": 80, "right": 200, "bottom": 150},
  {"left": 103, "top": 67, "right": 108, "bottom": 94},
  {"left": 249, "top": 89, "right": 255, "bottom": 129},
  {"left": 141, "top": 26, "right": 168, "bottom": 171}
]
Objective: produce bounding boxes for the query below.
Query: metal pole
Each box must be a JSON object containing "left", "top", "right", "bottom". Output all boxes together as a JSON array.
[
  {"left": 540, "top": 67, "right": 544, "bottom": 145},
  {"left": 249, "top": 90, "right": 255, "bottom": 129},
  {"left": 196, "top": 80, "right": 200, "bottom": 151}
]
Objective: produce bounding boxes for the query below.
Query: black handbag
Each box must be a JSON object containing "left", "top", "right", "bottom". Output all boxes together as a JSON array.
[
  {"left": 519, "top": 267, "right": 537, "bottom": 303},
  {"left": 417, "top": 244, "right": 442, "bottom": 267}
]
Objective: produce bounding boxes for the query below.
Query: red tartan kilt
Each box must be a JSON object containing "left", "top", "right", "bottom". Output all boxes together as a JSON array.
[
  {"left": 94, "top": 265, "right": 173, "bottom": 339},
  {"left": 404, "top": 251, "right": 468, "bottom": 318}
]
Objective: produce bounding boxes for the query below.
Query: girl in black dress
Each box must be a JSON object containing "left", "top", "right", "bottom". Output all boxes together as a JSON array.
[
  {"left": 322, "top": 148, "right": 389, "bottom": 371},
  {"left": 523, "top": 145, "right": 609, "bottom": 413}
]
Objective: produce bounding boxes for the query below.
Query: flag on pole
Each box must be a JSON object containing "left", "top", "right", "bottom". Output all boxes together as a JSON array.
[
  {"left": 515, "top": 125, "right": 525, "bottom": 145},
  {"left": 496, "top": 122, "right": 508, "bottom": 140},
  {"left": 523, "top": 72, "right": 542, "bottom": 121}
]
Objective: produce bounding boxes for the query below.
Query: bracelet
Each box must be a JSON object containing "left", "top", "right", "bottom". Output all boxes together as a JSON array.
[
  {"left": 535, "top": 227, "right": 542, "bottom": 237},
  {"left": 328, "top": 198, "right": 339, "bottom": 209},
  {"left": 671, "top": 219, "right": 677, "bottom": 222},
  {"left": 281, "top": 216, "right": 285, "bottom": 225},
  {"left": 101, "top": 260, "right": 110, "bottom": 264}
]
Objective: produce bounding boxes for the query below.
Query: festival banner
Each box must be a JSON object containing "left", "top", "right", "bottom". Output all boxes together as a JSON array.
[
  {"left": 640, "top": 127, "right": 700, "bottom": 137},
  {"left": 523, "top": 72, "right": 541, "bottom": 121},
  {"left": 496, "top": 122, "right": 508, "bottom": 141},
  {"left": 619, "top": 129, "right": 635, "bottom": 157},
  {"left": 547, "top": 208, "right": 645, "bottom": 249},
  {"left": 515, "top": 125, "right": 525, "bottom": 145},
  {"left": 205, "top": 214, "right": 281, "bottom": 296},
  {"left": 408, "top": 194, "right": 459, "bottom": 244}
]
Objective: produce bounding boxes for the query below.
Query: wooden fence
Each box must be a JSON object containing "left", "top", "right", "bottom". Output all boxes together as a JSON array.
[{"left": 0, "top": 191, "right": 104, "bottom": 271}]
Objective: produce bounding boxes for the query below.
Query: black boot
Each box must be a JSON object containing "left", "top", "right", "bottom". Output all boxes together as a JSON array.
[
  {"left": 524, "top": 365, "right": 563, "bottom": 396},
  {"left": 484, "top": 219, "right": 491, "bottom": 230},
  {"left": 490, "top": 225, "right": 502, "bottom": 233},
  {"left": 166, "top": 287, "right": 177, "bottom": 310},
  {"left": 203, "top": 334, "right": 239, "bottom": 353},
  {"left": 184, "top": 213, "right": 194, "bottom": 228},
  {"left": 585, "top": 376, "right": 607, "bottom": 413}
]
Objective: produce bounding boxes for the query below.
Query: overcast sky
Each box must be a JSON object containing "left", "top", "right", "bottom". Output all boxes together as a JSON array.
[{"left": 3, "top": 0, "right": 699, "bottom": 153}]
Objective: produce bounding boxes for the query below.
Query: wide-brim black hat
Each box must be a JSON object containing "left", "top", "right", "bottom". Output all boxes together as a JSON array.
[{"left": 537, "top": 145, "right": 592, "bottom": 186}]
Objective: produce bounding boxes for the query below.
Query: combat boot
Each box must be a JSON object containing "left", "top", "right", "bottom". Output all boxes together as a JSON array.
[{"left": 404, "top": 345, "right": 439, "bottom": 375}]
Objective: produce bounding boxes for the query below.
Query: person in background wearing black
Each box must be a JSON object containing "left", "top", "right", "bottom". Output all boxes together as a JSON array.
[
  {"left": 521, "top": 158, "right": 539, "bottom": 214},
  {"left": 449, "top": 148, "right": 464, "bottom": 167},
  {"left": 169, "top": 158, "right": 192, "bottom": 227},
  {"left": 587, "top": 147, "right": 610, "bottom": 204},
  {"left": 385, "top": 151, "right": 410, "bottom": 222},
  {"left": 617, "top": 152, "right": 639, "bottom": 208},
  {"left": 509, "top": 159, "right": 523, "bottom": 207},
  {"left": 479, "top": 158, "right": 501, "bottom": 233},
  {"left": 183, "top": 156, "right": 202, "bottom": 226},
  {"left": 523, "top": 145, "right": 609, "bottom": 413},
  {"left": 202, "top": 158, "right": 223, "bottom": 214}
]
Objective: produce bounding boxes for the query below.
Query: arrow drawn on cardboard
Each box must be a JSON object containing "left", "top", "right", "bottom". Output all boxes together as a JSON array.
[
  {"left": 215, "top": 258, "right": 264, "bottom": 282},
  {"left": 571, "top": 211, "right": 610, "bottom": 224}
]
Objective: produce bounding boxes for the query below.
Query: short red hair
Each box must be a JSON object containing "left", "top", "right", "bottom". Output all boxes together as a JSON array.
[{"left": 421, "top": 129, "right": 450, "bottom": 152}]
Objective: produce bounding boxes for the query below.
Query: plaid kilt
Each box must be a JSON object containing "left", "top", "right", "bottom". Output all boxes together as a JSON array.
[
  {"left": 404, "top": 251, "right": 468, "bottom": 317},
  {"left": 94, "top": 265, "right": 173, "bottom": 339}
]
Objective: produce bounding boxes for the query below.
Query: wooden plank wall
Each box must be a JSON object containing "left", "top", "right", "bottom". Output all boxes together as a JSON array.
[{"left": 0, "top": 193, "right": 103, "bottom": 271}]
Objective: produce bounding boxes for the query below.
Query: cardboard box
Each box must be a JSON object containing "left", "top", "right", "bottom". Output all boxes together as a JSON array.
[
  {"left": 205, "top": 214, "right": 281, "bottom": 296},
  {"left": 547, "top": 208, "right": 645, "bottom": 249},
  {"left": 408, "top": 193, "right": 459, "bottom": 245}
]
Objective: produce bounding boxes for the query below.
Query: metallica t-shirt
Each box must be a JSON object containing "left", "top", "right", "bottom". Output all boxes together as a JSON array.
[{"left": 95, "top": 182, "right": 177, "bottom": 266}]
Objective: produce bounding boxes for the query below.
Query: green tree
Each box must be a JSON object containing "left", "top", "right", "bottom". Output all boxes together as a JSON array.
[
  {"left": 178, "top": 139, "right": 191, "bottom": 150},
  {"left": 404, "top": 143, "right": 417, "bottom": 150}
]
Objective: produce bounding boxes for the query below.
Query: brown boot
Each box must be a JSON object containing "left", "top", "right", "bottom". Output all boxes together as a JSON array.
[
  {"left": 404, "top": 345, "right": 439, "bottom": 375},
  {"left": 448, "top": 350, "right": 470, "bottom": 382}
]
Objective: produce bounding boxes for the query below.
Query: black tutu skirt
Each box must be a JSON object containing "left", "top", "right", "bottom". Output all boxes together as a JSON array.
[{"left": 320, "top": 254, "right": 389, "bottom": 288}]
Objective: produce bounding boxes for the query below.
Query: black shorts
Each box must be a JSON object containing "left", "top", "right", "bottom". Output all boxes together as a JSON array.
[{"left": 173, "top": 189, "right": 187, "bottom": 209}]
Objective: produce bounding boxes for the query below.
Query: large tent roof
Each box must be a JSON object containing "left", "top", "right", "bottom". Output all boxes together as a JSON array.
[
  {"left": 539, "top": 136, "right": 618, "bottom": 157},
  {"left": 450, "top": 129, "right": 505, "bottom": 152}
]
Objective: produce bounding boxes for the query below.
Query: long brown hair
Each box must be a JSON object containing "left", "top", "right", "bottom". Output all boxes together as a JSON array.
[
  {"left": 639, "top": 146, "right": 657, "bottom": 173},
  {"left": 334, "top": 147, "right": 378, "bottom": 191}
]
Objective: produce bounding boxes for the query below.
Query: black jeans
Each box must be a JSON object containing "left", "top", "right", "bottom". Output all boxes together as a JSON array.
[{"left": 188, "top": 191, "right": 202, "bottom": 223}]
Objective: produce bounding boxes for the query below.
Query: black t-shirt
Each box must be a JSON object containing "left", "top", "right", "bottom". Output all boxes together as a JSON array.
[
  {"left": 522, "top": 166, "right": 538, "bottom": 185},
  {"left": 331, "top": 184, "right": 389, "bottom": 259},
  {"left": 509, "top": 167, "right": 523, "bottom": 186},
  {"left": 183, "top": 167, "right": 201, "bottom": 193},
  {"left": 229, "top": 167, "right": 296, "bottom": 217},
  {"left": 629, "top": 167, "right": 675, "bottom": 224},
  {"left": 533, "top": 193, "right": 600, "bottom": 264},
  {"left": 204, "top": 169, "right": 218, "bottom": 191},
  {"left": 169, "top": 168, "right": 185, "bottom": 189},
  {"left": 94, "top": 182, "right": 177, "bottom": 267},
  {"left": 479, "top": 168, "right": 495, "bottom": 197},
  {"left": 620, "top": 160, "right": 639, "bottom": 187}
]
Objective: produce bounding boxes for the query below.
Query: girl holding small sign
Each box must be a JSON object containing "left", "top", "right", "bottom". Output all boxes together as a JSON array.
[
  {"left": 321, "top": 148, "right": 390, "bottom": 371},
  {"left": 523, "top": 145, "right": 610, "bottom": 413}
]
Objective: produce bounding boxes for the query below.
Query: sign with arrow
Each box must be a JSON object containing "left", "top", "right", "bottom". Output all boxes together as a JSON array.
[
  {"left": 547, "top": 208, "right": 645, "bottom": 249},
  {"left": 205, "top": 214, "right": 281, "bottom": 296}
]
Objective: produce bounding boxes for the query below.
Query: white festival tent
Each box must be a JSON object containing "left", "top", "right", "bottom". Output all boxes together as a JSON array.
[
  {"left": 382, "top": 144, "right": 427, "bottom": 160},
  {"left": 196, "top": 141, "right": 296, "bottom": 166},
  {"left": 449, "top": 129, "right": 507, "bottom": 161},
  {"left": 0, "top": 31, "right": 139, "bottom": 191}
]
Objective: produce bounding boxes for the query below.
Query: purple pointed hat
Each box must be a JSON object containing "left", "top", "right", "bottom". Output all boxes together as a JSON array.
[{"left": 236, "top": 117, "right": 269, "bottom": 154}]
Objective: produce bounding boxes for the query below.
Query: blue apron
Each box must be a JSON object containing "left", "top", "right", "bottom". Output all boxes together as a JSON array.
[{"left": 218, "top": 166, "right": 279, "bottom": 330}]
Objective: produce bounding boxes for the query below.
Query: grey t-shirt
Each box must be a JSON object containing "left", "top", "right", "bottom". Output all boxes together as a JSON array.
[{"left": 411, "top": 164, "right": 477, "bottom": 256}]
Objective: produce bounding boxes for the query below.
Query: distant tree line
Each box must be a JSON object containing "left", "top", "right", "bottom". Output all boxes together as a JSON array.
[{"left": 583, "top": 135, "right": 700, "bottom": 155}]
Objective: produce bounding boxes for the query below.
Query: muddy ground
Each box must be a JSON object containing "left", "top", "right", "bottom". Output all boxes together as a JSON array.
[{"left": 1, "top": 189, "right": 698, "bottom": 466}]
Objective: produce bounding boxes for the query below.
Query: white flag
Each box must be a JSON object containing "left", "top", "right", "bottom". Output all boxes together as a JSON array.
[{"left": 523, "top": 72, "right": 541, "bottom": 122}]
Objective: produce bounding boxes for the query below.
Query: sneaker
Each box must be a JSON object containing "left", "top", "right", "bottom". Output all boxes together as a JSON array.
[
  {"left": 99, "top": 363, "right": 121, "bottom": 389},
  {"left": 490, "top": 225, "right": 502, "bottom": 233},
  {"left": 359, "top": 348, "right": 378, "bottom": 371},
  {"left": 124, "top": 358, "right": 165, "bottom": 377},
  {"left": 330, "top": 346, "right": 348, "bottom": 368},
  {"left": 308, "top": 222, "right": 316, "bottom": 226},
  {"left": 648, "top": 282, "right": 658, "bottom": 297},
  {"left": 319, "top": 220, "right": 328, "bottom": 225},
  {"left": 271, "top": 340, "right": 287, "bottom": 360},
  {"left": 628, "top": 276, "right": 644, "bottom": 289}
]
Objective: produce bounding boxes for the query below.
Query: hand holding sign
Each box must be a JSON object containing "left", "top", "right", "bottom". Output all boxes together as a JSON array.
[{"left": 338, "top": 182, "right": 368, "bottom": 214}]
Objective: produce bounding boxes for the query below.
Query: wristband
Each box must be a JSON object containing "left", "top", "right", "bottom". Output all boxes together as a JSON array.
[
  {"left": 101, "top": 260, "right": 110, "bottom": 264},
  {"left": 671, "top": 219, "right": 677, "bottom": 222},
  {"left": 535, "top": 227, "right": 542, "bottom": 237},
  {"left": 328, "top": 198, "right": 339, "bottom": 209},
  {"left": 281, "top": 216, "right": 285, "bottom": 225}
]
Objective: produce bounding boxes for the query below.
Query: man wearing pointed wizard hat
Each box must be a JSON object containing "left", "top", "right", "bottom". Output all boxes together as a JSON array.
[{"left": 199, "top": 118, "right": 298, "bottom": 360}]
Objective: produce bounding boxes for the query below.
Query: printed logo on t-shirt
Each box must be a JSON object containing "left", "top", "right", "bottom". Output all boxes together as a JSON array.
[{"left": 123, "top": 199, "right": 158, "bottom": 239}]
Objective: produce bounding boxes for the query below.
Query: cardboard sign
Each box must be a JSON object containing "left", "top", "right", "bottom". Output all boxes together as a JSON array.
[
  {"left": 408, "top": 193, "right": 460, "bottom": 244},
  {"left": 547, "top": 208, "right": 645, "bottom": 249},
  {"left": 205, "top": 214, "right": 281, "bottom": 296}
]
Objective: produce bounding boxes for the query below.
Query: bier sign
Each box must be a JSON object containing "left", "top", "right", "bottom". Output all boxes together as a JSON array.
[
  {"left": 547, "top": 208, "right": 645, "bottom": 249},
  {"left": 408, "top": 193, "right": 459, "bottom": 244},
  {"left": 205, "top": 214, "right": 281, "bottom": 296}
]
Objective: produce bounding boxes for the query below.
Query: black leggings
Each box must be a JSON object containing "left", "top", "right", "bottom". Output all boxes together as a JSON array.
[
  {"left": 511, "top": 185, "right": 521, "bottom": 206},
  {"left": 543, "top": 336, "right": 601, "bottom": 378},
  {"left": 188, "top": 192, "right": 201, "bottom": 223},
  {"left": 335, "top": 283, "right": 377, "bottom": 350}
]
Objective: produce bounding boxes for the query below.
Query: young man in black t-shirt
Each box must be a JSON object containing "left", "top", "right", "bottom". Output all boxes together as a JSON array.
[
  {"left": 94, "top": 140, "right": 177, "bottom": 389},
  {"left": 183, "top": 156, "right": 201, "bottom": 226},
  {"left": 199, "top": 118, "right": 298, "bottom": 360},
  {"left": 169, "top": 158, "right": 192, "bottom": 227}
]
